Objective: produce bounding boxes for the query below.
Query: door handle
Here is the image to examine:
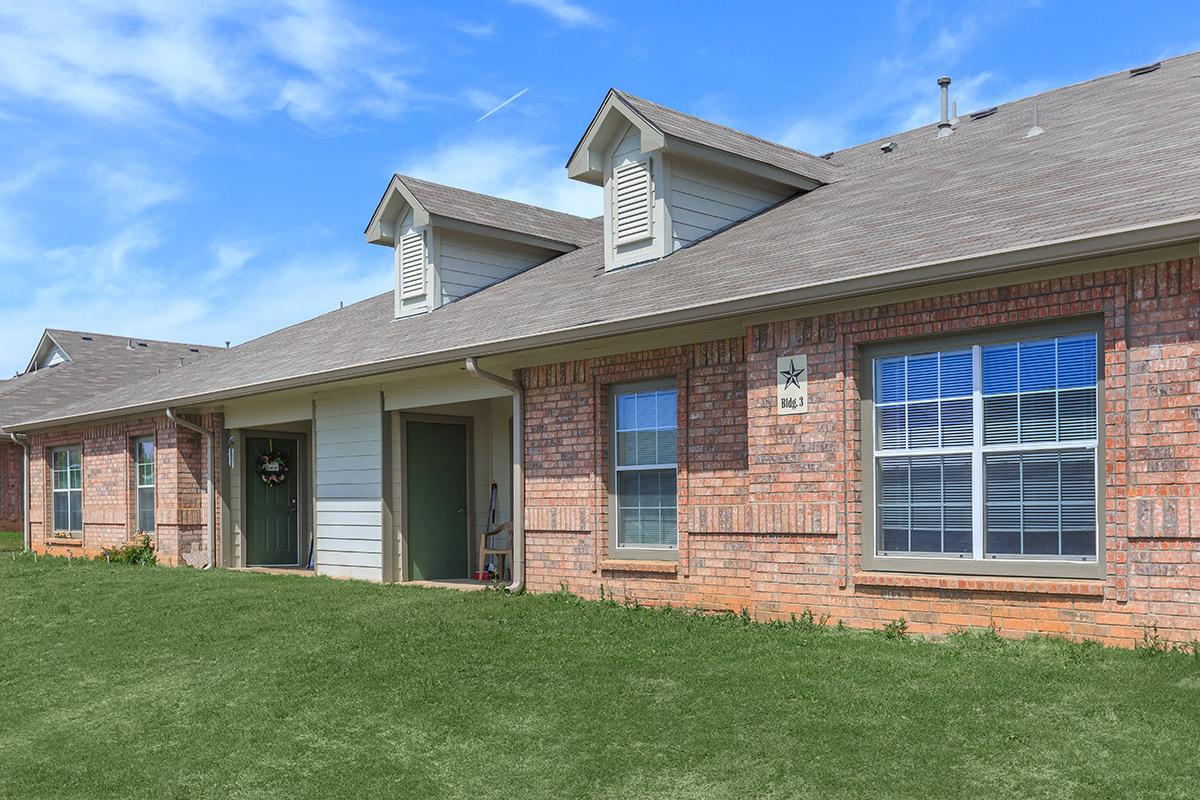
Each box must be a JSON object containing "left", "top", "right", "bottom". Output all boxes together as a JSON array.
[
  {"left": 457, "top": 507, "right": 466, "bottom": 514},
  {"left": 290, "top": 499, "right": 298, "bottom": 512}
]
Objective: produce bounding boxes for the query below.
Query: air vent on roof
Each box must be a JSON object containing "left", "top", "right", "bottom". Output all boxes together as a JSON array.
[
  {"left": 969, "top": 107, "right": 998, "bottom": 120},
  {"left": 80, "top": 336, "right": 92, "bottom": 341},
  {"left": 137, "top": 342, "right": 148, "bottom": 348},
  {"left": 1129, "top": 62, "right": 1161, "bottom": 77},
  {"left": 188, "top": 347, "right": 199, "bottom": 353},
  {"left": 880, "top": 141, "right": 898, "bottom": 153}
]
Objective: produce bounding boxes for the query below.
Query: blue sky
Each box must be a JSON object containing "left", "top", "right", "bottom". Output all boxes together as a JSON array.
[{"left": 0, "top": 0, "right": 1197, "bottom": 375}]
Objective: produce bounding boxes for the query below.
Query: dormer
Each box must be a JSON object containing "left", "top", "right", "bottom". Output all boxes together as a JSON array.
[
  {"left": 567, "top": 89, "right": 839, "bottom": 271},
  {"left": 25, "top": 331, "right": 70, "bottom": 372},
  {"left": 365, "top": 175, "right": 599, "bottom": 318}
]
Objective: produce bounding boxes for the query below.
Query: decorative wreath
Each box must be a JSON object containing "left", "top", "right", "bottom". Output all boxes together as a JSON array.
[{"left": 256, "top": 451, "right": 289, "bottom": 486}]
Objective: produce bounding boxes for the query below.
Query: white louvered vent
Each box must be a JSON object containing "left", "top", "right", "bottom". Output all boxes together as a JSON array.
[
  {"left": 398, "top": 231, "right": 426, "bottom": 299},
  {"left": 613, "top": 159, "right": 653, "bottom": 246}
]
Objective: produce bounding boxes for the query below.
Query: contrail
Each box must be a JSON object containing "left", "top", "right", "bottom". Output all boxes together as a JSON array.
[{"left": 475, "top": 87, "right": 530, "bottom": 122}]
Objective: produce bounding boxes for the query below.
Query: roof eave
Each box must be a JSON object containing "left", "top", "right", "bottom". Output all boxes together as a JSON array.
[{"left": 14, "top": 215, "right": 1200, "bottom": 433}]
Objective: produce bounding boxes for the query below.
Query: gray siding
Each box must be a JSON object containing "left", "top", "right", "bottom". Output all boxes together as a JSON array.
[
  {"left": 667, "top": 159, "right": 790, "bottom": 250},
  {"left": 314, "top": 394, "right": 384, "bottom": 581},
  {"left": 437, "top": 230, "right": 548, "bottom": 304}
]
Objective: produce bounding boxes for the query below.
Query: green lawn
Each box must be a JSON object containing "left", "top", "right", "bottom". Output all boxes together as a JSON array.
[
  {"left": 1, "top": 556, "right": 1197, "bottom": 800},
  {"left": 0, "top": 530, "right": 21, "bottom": 552}
]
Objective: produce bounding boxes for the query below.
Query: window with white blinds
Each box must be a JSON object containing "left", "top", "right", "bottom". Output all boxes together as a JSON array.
[
  {"left": 872, "top": 330, "right": 1100, "bottom": 564},
  {"left": 398, "top": 231, "right": 426, "bottom": 298},
  {"left": 612, "top": 159, "right": 652, "bottom": 246},
  {"left": 610, "top": 381, "right": 678, "bottom": 557}
]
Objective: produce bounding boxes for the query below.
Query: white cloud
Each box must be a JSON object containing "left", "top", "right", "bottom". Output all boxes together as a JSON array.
[
  {"left": 777, "top": 116, "right": 857, "bottom": 156},
  {"left": 509, "top": 0, "right": 605, "bottom": 28},
  {"left": 89, "top": 160, "right": 186, "bottom": 219},
  {"left": 454, "top": 21, "right": 496, "bottom": 38},
  {"left": 399, "top": 137, "right": 601, "bottom": 218},
  {"left": 0, "top": 1, "right": 406, "bottom": 126},
  {"left": 0, "top": 222, "right": 390, "bottom": 375},
  {"left": 206, "top": 243, "right": 258, "bottom": 285}
]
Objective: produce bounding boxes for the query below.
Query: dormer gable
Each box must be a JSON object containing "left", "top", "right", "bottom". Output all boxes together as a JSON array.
[
  {"left": 568, "top": 89, "right": 837, "bottom": 271},
  {"left": 25, "top": 330, "right": 71, "bottom": 372},
  {"left": 365, "top": 174, "right": 599, "bottom": 318}
]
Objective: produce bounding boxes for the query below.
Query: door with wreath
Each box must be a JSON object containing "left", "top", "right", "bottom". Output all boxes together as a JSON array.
[{"left": 245, "top": 436, "right": 299, "bottom": 566}]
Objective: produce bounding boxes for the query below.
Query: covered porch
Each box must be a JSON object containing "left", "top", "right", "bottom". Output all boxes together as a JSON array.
[{"left": 219, "top": 362, "right": 519, "bottom": 585}]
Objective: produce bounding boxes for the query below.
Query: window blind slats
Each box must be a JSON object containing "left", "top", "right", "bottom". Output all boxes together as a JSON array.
[{"left": 875, "top": 331, "right": 1099, "bottom": 563}]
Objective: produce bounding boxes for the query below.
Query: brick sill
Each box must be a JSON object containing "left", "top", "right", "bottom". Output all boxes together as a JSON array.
[
  {"left": 600, "top": 559, "right": 678, "bottom": 575},
  {"left": 853, "top": 571, "right": 1104, "bottom": 597},
  {"left": 45, "top": 538, "right": 83, "bottom": 548}
]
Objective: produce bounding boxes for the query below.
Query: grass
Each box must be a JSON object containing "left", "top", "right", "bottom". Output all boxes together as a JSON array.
[
  {"left": 1, "top": 557, "right": 1198, "bottom": 800},
  {"left": 0, "top": 530, "right": 21, "bottom": 552}
]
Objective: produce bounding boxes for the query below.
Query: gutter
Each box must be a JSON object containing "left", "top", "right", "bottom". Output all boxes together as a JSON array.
[
  {"left": 11, "top": 215, "right": 1200, "bottom": 433},
  {"left": 165, "top": 409, "right": 215, "bottom": 570},
  {"left": 464, "top": 357, "right": 524, "bottom": 593},
  {"left": 7, "top": 433, "right": 29, "bottom": 551}
]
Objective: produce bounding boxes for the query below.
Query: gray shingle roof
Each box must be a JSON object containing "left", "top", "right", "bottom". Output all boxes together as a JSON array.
[
  {"left": 16, "top": 52, "right": 1200, "bottom": 428},
  {"left": 613, "top": 89, "right": 841, "bottom": 185},
  {"left": 395, "top": 174, "right": 601, "bottom": 247},
  {"left": 0, "top": 330, "right": 221, "bottom": 432}
]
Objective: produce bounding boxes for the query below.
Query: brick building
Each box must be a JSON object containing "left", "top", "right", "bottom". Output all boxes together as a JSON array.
[
  {"left": 9, "top": 55, "right": 1200, "bottom": 646},
  {"left": 0, "top": 330, "right": 220, "bottom": 552}
]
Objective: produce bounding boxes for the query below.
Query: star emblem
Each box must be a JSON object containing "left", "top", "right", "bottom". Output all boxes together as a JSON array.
[{"left": 779, "top": 359, "right": 806, "bottom": 389}]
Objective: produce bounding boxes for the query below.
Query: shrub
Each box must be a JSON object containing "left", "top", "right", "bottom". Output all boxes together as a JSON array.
[{"left": 101, "top": 534, "right": 156, "bottom": 566}]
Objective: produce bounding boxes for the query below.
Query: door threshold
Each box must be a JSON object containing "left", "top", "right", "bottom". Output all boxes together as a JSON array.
[
  {"left": 234, "top": 565, "right": 314, "bottom": 576},
  {"left": 407, "top": 578, "right": 492, "bottom": 591}
]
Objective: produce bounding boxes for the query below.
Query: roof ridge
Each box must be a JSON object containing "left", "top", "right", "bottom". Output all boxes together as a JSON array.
[
  {"left": 44, "top": 328, "right": 221, "bottom": 350},
  {"left": 612, "top": 88, "right": 833, "bottom": 165},
  {"left": 395, "top": 174, "right": 593, "bottom": 223}
]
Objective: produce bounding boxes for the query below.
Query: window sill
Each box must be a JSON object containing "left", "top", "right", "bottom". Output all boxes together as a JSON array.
[
  {"left": 600, "top": 559, "right": 678, "bottom": 575},
  {"left": 46, "top": 537, "right": 83, "bottom": 547},
  {"left": 854, "top": 571, "right": 1104, "bottom": 596}
]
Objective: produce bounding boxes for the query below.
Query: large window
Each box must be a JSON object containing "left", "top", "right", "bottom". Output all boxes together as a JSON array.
[
  {"left": 610, "top": 381, "right": 678, "bottom": 558},
  {"left": 866, "top": 323, "right": 1102, "bottom": 578},
  {"left": 51, "top": 446, "right": 82, "bottom": 534},
  {"left": 134, "top": 436, "right": 155, "bottom": 532}
]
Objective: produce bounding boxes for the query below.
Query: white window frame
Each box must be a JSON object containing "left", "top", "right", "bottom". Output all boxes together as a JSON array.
[
  {"left": 861, "top": 319, "right": 1105, "bottom": 580},
  {"left": 133, "top": 435, "right": 155, "bottom": 533},
  {"left": 608, "top": 379, "right": 679, "bottom": 561},
  {"left": 51, "top": 445, "right": 83, "bottom": 535}
]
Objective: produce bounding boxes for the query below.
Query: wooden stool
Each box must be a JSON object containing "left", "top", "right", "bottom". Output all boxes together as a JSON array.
[{"left": 478, "top": 521, "right": 513, "bottom": 580}]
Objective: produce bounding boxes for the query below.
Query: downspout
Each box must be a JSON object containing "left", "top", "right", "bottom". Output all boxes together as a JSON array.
[
  {"left": 8, "top": 433, "right": 29, "bottom": 551},
  {"left": 165, "top": 408, "right": 215, "bottom": 569},
  {"left": 464, "top": 357, "right": 524, "bottom": 593}
]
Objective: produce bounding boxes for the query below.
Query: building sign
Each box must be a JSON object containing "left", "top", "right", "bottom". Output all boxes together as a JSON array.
[{"left": 776, "top": 354, "right": 808, "bottom": 415}]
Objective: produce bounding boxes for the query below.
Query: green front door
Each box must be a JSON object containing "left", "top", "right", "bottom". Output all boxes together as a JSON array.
[
  {"left": 245, "top": 436, "right": 299, "bottom": 566},
  {"left": 406, "top": 420, "right": 469, "bottom": 580}
]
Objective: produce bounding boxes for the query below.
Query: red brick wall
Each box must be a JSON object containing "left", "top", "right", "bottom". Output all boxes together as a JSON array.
[
  {"left": 519, "top": 258, "right": 1200, "bottom": 647},
  {"left": 0, "top": 440, "right": 24, "bottom": 532},
  {"left": 27, "top": 412, "right": 223, "bottom": 566}
]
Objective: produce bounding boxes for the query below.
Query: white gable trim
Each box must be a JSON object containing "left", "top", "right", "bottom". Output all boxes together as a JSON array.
[
  {"left": 25, "top": 330, "right": 71, "bottom": 374},
  {"left": 567, "top": 90, "right": 666, "bottom": 186},
  {"left": 365, "top": 175, "right": 433, "bottom": 247}
]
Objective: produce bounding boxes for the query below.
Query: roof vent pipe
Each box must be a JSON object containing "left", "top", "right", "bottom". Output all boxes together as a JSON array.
[
  {"left": 950, "top": 100, "right": 960, "bottom": 127},
  {"left": 937, "top": 76, "right": 953, "bottom": 138},
  {"left": 1024, "top": 103, "right": 1044, "bottom": 138}
]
